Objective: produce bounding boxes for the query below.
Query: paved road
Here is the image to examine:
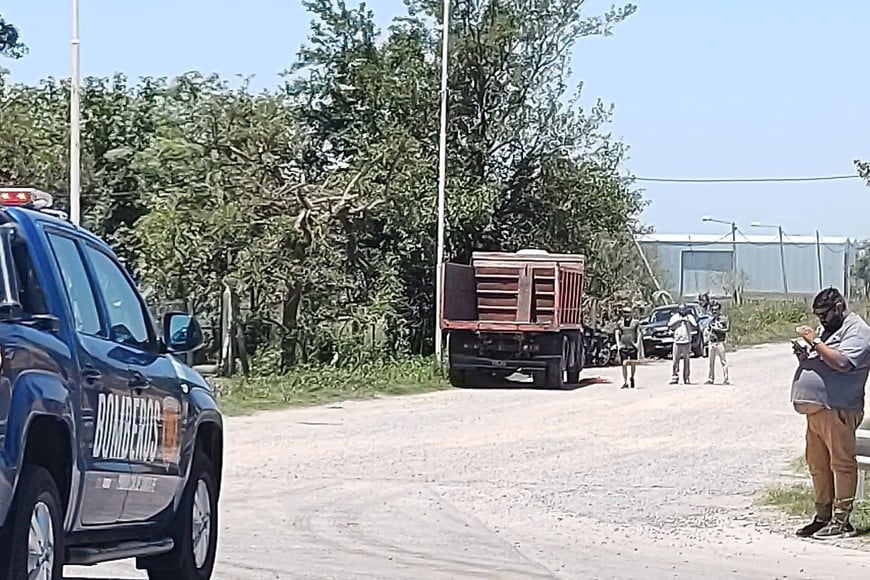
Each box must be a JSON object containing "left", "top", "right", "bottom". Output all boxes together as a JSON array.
[{"left": 67, "top": 344, "right": 870, "bottom": 579}]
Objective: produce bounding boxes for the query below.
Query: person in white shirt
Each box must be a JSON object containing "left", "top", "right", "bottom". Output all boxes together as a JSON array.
[{"left": 668, "top": 303, "right": 697, "bottom": 384}]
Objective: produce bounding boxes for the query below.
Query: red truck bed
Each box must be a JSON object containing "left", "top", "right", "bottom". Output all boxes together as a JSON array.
[{"left": 441, "top": 250, "right": 584, "bottom": 332}]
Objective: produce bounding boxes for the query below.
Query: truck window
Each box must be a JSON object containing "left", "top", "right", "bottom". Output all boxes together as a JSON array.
[
  {"left": 46, "top": 233, "right": 102, "bottom": 336},
  {"left": 83, "top": 245, "right": 153, "bottom": 351},
  {"left": 11, "top": 238, "right": 48, "bottom": 316}
]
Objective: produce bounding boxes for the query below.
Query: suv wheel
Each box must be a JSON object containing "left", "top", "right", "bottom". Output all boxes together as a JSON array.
[
  {"left": 3, "top": 465, "right": 64, "bottom": 580},
  {"left": 144, "top": 451, "right": 219, "bottom": 580}
]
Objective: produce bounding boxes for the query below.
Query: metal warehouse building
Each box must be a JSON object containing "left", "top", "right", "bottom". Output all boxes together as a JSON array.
[{"left": 636, "top": 233, "right": 857, "bottom": 299}]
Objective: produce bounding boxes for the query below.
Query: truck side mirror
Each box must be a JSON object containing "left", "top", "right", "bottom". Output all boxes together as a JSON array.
[{"left": 162, "top": 312, "right": 204, "bottom": 354}]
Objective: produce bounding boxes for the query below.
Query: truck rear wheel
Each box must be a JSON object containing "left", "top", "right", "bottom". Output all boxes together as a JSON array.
[
  {"left": 3, "top": 465, "right": 64, "bottom": 580},
  {"left": 545, "top": 336, "right": 569, "bottom": 388},
  {"left": 143, "top": 451, "right": 218, "bottom": 580},
  {"left": 566, "top": 332, "right": 583, "bottom": 384}
]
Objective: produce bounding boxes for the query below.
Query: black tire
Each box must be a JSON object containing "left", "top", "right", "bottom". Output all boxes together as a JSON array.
[
  {"left": 143, "top": 452, "right": 219, "bottom": 580},
  {"left": 566, "top": 334, "right": 583, "bottom": 384},
  {"left": 546, "top": 336, "right": 568, "bottom": 387},
  {"left": 2, "top": 465, "right": 64, "bottom": 580},
  {"left": 448, "top": 368, "right": 467, "bottom": 388}
]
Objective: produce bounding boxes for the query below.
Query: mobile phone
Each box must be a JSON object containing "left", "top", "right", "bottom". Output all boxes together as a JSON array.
[{"left": 791, "top": 338, "right": 808, "bottom": 351}]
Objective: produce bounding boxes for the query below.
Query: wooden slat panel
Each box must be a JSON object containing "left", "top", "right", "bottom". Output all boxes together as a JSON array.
[
  {"left": 478, "top": 283, "right": 519, "bottom": 292},
  {"left": 475, "top": 266, "right": 521, "bottom": 277},
  {"left": 478, "top": 297, "right": 519, "bottom": 307},
  {"left": 516, "top": 265, "right": 532, "bottom": 323},
  {"left": 478, "top": 312, "right": 522, "bottom": 321},
  {"left": 443, "top": 263, "right": 477, "bottom": 322}
]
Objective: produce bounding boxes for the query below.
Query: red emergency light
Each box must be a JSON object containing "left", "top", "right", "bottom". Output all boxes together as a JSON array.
[
  {"left": 0, "top": 190, "right": 32, "bottom": 206},
  {"left": 0, "top": 188, "right": 53, "bottom": 209}
]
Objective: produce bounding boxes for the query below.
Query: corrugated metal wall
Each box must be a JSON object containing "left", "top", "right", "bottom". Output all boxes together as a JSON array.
[{"left": 638, "top": 237, "right": 854, "bottom": 298}]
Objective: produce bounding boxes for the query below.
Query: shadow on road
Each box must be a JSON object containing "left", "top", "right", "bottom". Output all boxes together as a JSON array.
[{"left": 481, "top": 376, "right": 613, "bottom": 392}]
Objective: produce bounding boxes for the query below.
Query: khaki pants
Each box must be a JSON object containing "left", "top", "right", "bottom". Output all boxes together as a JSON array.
[
  {"left": 707, "top": 342, "right": 729, "bottom": 382},
  {"left": 671, "top": 342, "right": 691, "bottom": 382},
  {"left": 805, "top": 408, "right": 864, "bottom": 520}
]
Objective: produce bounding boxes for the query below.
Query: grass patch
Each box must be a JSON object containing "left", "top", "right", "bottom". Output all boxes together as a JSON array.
[
  {"left": 760, "top": 483, "right": 870, "bottom": 534},
  {"left": 789, "top": 455, "right": 808, "bottom": 472},
  {"left": 726, "top": 298, "right": 870, "bottom": 348},
  {"left": 728, "top": 299, "right": 812, "bottom": 347},
  {"left": 214, "top": 356, "right": 448, "bottom": 415}
]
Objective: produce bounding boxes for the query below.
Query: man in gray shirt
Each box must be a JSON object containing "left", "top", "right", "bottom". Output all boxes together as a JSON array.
[{"left": 791, "top": 287, "right": 870, "bottom": 540}]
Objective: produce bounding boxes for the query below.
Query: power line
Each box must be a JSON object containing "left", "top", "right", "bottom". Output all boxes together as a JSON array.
[{"left": 634, "top": 174, "right": 860, "bottom": 184}]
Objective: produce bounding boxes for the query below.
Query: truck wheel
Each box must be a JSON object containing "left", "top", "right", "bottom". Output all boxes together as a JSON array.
[
  {"left": 144, "top": 451, "right": 218, "bottom": 580},
  {"left": 567, "top": 334, "right": 583, "bottom": 384},
  {"left": 3, "top": 465, "right": 64, "bottom": 580},
  {"left": 448, "top": 368, "right": 467, "bottom": 388},
  {"left": 546, "top": 336, "right": 568, "bottom": 388}
]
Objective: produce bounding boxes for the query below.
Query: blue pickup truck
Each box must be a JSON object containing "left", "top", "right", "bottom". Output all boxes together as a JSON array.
[{"left": 0, "top": 188, "right": 223, "bottom": 579}]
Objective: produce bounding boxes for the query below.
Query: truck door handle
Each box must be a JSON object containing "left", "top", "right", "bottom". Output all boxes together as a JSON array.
[
  {"left": 129, "top": 371, "right": 152, "bottom": 390},
  {"left": 81, "top": 366, "right": 101, "bottom": 386}
]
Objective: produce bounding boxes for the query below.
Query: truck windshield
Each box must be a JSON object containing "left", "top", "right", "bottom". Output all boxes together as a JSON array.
[{"left": 651, "top": 308, "right": 677, "bottom": 323}]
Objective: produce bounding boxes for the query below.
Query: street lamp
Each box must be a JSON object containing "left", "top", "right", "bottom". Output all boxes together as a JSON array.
[
  {"left": 701, "top": 216, "right": 739, "bottom": 303},
  {"left": 70, "top": 0, "right": 81, "bottom": 226},
  {"left": 433, "top": 0, "right": 451, "bottom": 363},
  {"left": 751, "top": 221, "right": 788, "bottom": 296}
]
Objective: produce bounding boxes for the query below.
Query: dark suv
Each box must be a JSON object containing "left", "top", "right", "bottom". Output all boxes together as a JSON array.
[
  {"left": 0, "top": 188, "right": 223, "bottom": 579},
  {"left": 640, "top": 303, "right": 710, "bottom": 359}
]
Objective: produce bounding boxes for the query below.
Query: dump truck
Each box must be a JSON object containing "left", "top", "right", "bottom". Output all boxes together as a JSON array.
[{"left": 440, "top": 249, "right": 585, "bottom": 387}]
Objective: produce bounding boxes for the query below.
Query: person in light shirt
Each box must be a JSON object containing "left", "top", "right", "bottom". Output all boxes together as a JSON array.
[{"left": 668, "top": 303, "right": 697, "bottom": 385}]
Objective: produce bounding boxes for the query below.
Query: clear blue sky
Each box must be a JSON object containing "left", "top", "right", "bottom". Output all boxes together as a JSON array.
[{"left": 4, "top": 1, "right": 870, "bottom": 239}]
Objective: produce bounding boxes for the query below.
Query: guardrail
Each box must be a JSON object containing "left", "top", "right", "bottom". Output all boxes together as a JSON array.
[{"left": 858, "top": 427, "right": 870, "bottom": 501}]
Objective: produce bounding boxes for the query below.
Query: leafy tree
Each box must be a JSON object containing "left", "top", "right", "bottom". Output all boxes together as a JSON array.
[
  {"left": 0, "top": 0, "right": 655, "bottom": 374},
  {"left": 288, "top": 0, "right": 646, "bottom": 354},
  {"left": 0, "top": 15, "right": 26, "bottom": 59}
]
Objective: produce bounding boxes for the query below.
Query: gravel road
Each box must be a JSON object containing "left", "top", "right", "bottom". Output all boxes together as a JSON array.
[{"left": 67, "top": 343, "right": 870, "bottom": 580}]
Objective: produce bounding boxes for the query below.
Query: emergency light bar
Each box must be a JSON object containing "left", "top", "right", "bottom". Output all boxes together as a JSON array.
[{"left": 0, "top": 188, "right": 54, "bottom": 210}]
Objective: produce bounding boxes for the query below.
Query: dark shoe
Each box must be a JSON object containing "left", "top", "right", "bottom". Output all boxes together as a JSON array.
[
  {"left": 723, "top": 379, "right": 730, "bottom": 385},
  {"left": 630, "top": 378, "right": 636, "bottom": 389},
  {"left": 812, "top": 520, "right": 857, "bottom": 540},
  {"left": 705, "top": 379, "right": 714, "bottom": 385},
  {"left": 621, "top": 383, "right": 629, "bottom": 389},
  {"left": 669, "top": 378, "right": 678, "bottom": 385},
  {"left": 796, "top": 516, "right": 829, "bottom": 538}
]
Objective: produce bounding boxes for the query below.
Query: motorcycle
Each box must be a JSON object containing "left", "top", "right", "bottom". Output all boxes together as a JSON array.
[{"left": 583, "top": 326, "right": 618, "bottom": 367}]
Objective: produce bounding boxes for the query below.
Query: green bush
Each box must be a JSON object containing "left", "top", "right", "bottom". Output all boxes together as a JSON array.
[
  {"left": 727, "top": 299, "right": 811, "bottom": 347},
  {"left": 215, "top": 356, "right": 447, "bottom": 415}
]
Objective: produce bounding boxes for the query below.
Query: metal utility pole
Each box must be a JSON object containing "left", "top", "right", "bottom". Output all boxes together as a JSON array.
[
  {"left": 702, "top": 216, "right": 739, "bottom": 304},
  {"left": 750, "top": 222, "right": 788, "bottom": 296},
  {"left": 70, "top": 0, "right": 82, "bottom": 226},
  {"left": 627, "top": 224, "right": 663, "bottom": 293},
  {"left": 433, "top": 0, "right": 450, "bottom": 363},
  {"left": 816, "top": 230, "right": 823, "bottom": 289}
]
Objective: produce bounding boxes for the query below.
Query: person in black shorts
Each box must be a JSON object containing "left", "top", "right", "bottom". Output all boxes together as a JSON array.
[{"left": 615, "top": 306, "right": 641, "bottom": 389}]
